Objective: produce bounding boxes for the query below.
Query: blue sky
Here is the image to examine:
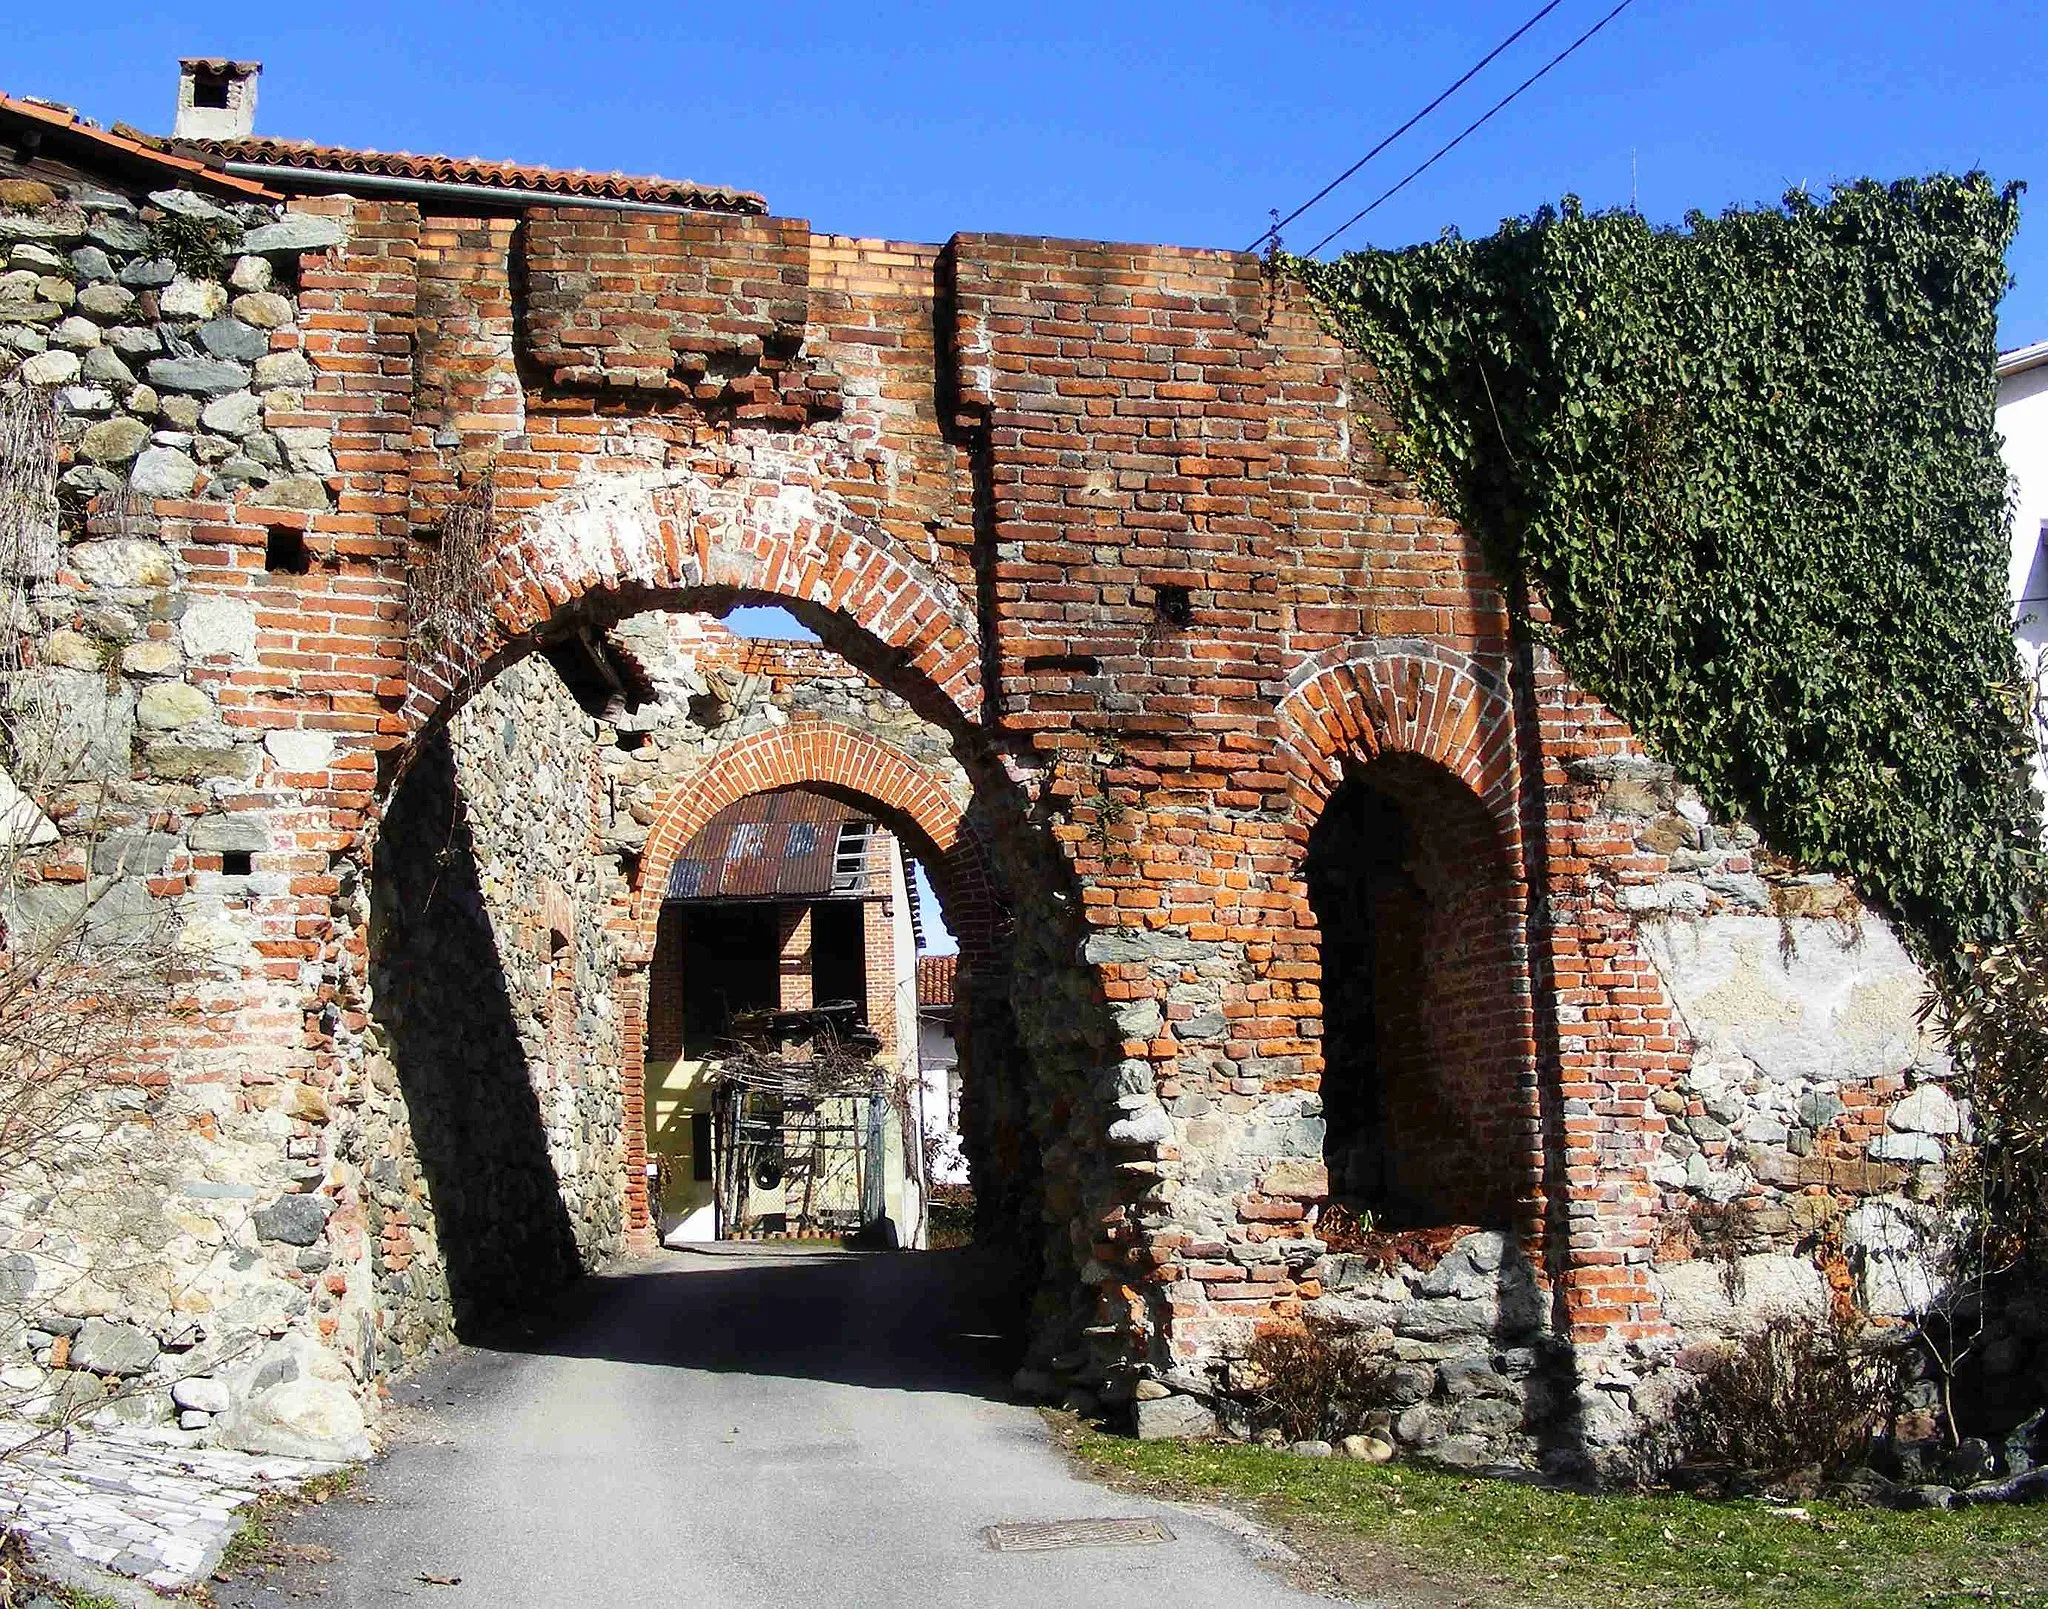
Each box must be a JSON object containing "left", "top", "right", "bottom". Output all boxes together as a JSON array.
[
  {"left": 15, "top": 1, "right": 2042, "bottom": 950},
  {"left": 11, "top": 1, "right": 2045, "bottom": 344}
]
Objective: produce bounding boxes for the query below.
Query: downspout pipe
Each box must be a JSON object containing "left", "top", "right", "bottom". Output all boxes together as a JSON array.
[{"left": 218, "top": 162, "right": 757, "bottom": 218}]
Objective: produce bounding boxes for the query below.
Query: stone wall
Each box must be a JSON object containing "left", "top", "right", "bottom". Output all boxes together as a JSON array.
[
  {"left": 0, "top": 170, "right": 378, "bottom": 1455},
  {"left": 2, "top": 179, "right": 342, "bottom": 515},
  {"left": 363, "top": 653, "right": 627, "bottom": 1359}
]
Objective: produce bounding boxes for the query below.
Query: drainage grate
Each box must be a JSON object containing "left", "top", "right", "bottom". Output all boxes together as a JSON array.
[{"left": 983, "top": 1517, "right": 1175, "bottom": 1552}]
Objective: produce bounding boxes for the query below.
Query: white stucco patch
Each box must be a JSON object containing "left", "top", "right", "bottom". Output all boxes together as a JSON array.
[
  {"left": 264, "top": 729, "right": 335, "bottom": 773},
  {"left": 179, "top": 596, "right": 259, "bottom": 663},
  {"left": 0, "top": 763, "right": 57, "bottom": 850},
  {"left": 1845, "top": 1199, "right": 1947, "bottom": 1318},
  {"left": 1638, "top": 913, "right": 1936, "bottom": 1085},
  {"left": 178, "top": 905, "right": 258, "bottom": 971},
  {"left": 1655, "top": 1252, "right": 1827, "bottom": 1336},
  {"left": 1888, "top": 1081, "right": 1961, "bottom": 1135},
  {"left": 523, "top": 463, "right": 681, "bottom": 589}
]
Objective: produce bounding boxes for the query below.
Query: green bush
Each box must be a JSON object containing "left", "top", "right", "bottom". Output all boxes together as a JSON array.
[{"left": 1930, "top": 899, "right": 2048, "bottom": 1275}]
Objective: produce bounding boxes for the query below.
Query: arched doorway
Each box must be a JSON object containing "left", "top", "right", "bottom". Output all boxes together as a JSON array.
[
  {"left": 356, "top": 460, "right": 1111, "bottom": 1385},
  {"left": 1303, "top": 753, "right": 1529, "bottom": 1229},
  {"left": 360, "top": 596, "right": 1042, "bottom": 1372},
  {"left": 639, "top": 786, "right": 948, "bottom": 1248},
  {"left": 622, "top": 717, "right": 1009, "bottom": 1249}
]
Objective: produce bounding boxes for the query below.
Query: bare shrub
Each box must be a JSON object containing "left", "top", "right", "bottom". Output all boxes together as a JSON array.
[
  {"left": 408, "top": 471, "right": 495, "bottom": 656},
  {"left": 1675, "top": 1312, "right": 1909, "bottom": 1480},
  {"left": 1224, "top": 1319, "right": 1396, "bottom": 1445}
]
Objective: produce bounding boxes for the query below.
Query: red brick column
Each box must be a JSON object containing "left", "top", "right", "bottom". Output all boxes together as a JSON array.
[
  {"left": 862, "top": 894, "right": 897, "bottom": 1058},
  {"left": 778, "top": 904, "right": 815, "bottom": 1011},
  {"left": 1524, "top": 637, "right": 1684, "bottom": 1347}
]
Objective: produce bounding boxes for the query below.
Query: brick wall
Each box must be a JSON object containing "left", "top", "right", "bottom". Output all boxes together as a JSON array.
[
  {"left": 0, "top": 159, "right": 1957, "bottom": 1466},
  {"left": 777, "top": 904, "right": 815, "bottom": 1011},
  {"left": 524, "top": 210, "right": 836, "bottom": 422}
]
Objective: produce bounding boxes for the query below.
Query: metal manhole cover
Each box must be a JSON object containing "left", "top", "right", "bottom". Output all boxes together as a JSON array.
[{"left": 983, "top": 1517, "right": 1175, "bottom": 1552}]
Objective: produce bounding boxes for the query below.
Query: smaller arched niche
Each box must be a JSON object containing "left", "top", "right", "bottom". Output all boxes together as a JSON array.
[{"left": 1303, "top": 752, "right": 1529, "bottom": 1229}]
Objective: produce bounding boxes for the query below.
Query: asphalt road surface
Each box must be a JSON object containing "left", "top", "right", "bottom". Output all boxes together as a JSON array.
[{"left": 218, "top": 1247, "right": 1328, "bottom": 1608}]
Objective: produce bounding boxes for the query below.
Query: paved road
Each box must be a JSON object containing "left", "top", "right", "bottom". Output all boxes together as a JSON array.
[{"left": 222, "top": 1248, "right": 1327, "bottom": 1608}]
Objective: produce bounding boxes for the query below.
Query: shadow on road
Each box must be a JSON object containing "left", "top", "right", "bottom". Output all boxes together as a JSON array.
[{"left": 468, "top": 1246, "right": 1031, "bottom": 1402}]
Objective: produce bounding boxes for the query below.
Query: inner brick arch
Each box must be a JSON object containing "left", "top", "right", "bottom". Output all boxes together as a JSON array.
[
  {"left": 619, "top": 720, "right": 1012, "bottom": 1238},
  {"left": 625, "top": 722, "right": 998, "bottom": 968},
  {"left": 399, "top": 463, "right": 986, "bottom": 745},
  {"left": 1275, "top": 646, "right": 1542, "bottom": 1230}
]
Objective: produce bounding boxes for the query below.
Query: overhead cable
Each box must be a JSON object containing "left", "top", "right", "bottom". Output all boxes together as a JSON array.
[
  {"left": 1250, "top": 0, "right": 1568, "bottom": 253},
  {"left": 1302, "top": 0, "right": 1645, "bottom": 258}
]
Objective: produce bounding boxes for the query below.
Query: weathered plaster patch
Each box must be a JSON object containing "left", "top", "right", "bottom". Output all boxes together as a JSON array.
[{"left": 1639, "top": 913, "right": 1935, "bottom": 1084}]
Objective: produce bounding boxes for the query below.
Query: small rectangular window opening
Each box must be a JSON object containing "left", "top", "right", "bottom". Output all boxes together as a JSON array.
[
  {"left": 193, "top": 77, "right": 231, "bottom": 110},
  {"left": 221, "top": 850, "right": 253, "bottom": 877},
  {"left": 265, "top": 528, "right": 310, "bottom": 576},
  {"left": 831, "top": 821, "right": 873, "bottom": 892},
  {"left": 690, "top": 1111, "right": 714, "bottom": 1181}
]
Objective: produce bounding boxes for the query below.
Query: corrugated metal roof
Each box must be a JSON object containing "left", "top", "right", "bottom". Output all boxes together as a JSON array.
[{"left": 665, "top": 789, "right": 877, "bottom": 903}]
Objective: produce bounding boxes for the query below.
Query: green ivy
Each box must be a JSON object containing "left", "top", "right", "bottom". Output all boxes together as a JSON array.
[{"left": 1291, "top": 175, "right": 2038, "bottom": 958}]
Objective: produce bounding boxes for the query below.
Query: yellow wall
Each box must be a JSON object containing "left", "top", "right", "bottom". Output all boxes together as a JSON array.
[{"left": 645, "top": 1053, "right": 716, "bottom": 1231}]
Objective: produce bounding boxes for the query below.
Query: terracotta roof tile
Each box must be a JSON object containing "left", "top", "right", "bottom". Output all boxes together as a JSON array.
[
  {"left": 192, "top": 136, "right": 764, "bottom": 213},
  {"left": 917, "top": 953, "right": 956, "bottom": 1010},
  {"left": 0, "top": 94, "right": 281, "bottom": 200}
]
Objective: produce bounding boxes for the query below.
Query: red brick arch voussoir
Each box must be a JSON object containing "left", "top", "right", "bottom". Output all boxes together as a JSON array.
[
  {"left": 624, "top": 720, "right": 996, "bottom": 969},
  {"left": 402, "top": 469, "right": 985, "bottom": 737},
  {"left": 1275, "top": 643, "right": 1523, "bottom": 855}
]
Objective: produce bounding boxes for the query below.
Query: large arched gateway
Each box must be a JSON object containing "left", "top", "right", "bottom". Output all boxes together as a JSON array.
[{"left": 0, "top": 125, "right": 1948, "bottom": 1474}]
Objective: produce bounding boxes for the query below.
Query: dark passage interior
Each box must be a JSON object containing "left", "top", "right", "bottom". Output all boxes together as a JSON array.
[
  {"left": 1303, "top": 754, "right": 1528, "bottom": 1229},
  {"left": 674, "top": 903, "right": 781, "bottom": 1056}
]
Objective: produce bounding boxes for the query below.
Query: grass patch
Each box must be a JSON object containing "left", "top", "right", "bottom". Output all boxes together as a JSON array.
[
  {"left": 216, "top": 1511, "right": 272, "bottom": 1576},
  {"left": 1065, "top": 1427, "right": 2048, "bottom": 1607},
  {"left": 211, "top": 1465, "right": 356, "bottom": 1583}
]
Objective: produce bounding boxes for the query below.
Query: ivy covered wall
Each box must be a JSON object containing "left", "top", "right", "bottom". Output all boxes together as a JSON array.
[{"left": 1293, "top": 175, "right": 2035, "bottom": 957}]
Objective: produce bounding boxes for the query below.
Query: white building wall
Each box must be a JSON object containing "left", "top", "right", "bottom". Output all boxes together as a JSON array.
[
  {"left": 880, "top": 842, "right": 928, "bottom": 1244},
  {"left": 1999, "top": 344, "right": 2048, "bottom": 814},
  {"left": 918, "top": 1015, "right": 967, "bottom": 1185}
]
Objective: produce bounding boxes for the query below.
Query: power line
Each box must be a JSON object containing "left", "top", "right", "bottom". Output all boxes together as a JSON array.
[
  {"left": 1302, "top": 0, "right": 1645, "bottom": 259},
  {"left": 1251, "top": 0, "right": 1568, "bottom": 253}
]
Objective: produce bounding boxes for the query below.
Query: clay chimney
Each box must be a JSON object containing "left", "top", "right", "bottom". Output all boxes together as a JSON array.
[{"left": 173, "top": 59, "right": 261, "bottom": 140}]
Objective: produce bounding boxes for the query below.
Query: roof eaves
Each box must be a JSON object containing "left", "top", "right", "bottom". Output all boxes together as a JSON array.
[
  {"left": 0, "top": 94, "right": 281, "bottom": 201},
  {"left": 188, "top": 136, "right": 766, "bottom": 214},
  {"left": 1998, "top": 340, "right": 2048, "bottom": 382}
]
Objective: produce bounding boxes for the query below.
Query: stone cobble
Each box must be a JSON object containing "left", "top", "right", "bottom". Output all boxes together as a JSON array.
[{"left": 0, "top": 1418, "right": 345, "bottom": 1591}]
